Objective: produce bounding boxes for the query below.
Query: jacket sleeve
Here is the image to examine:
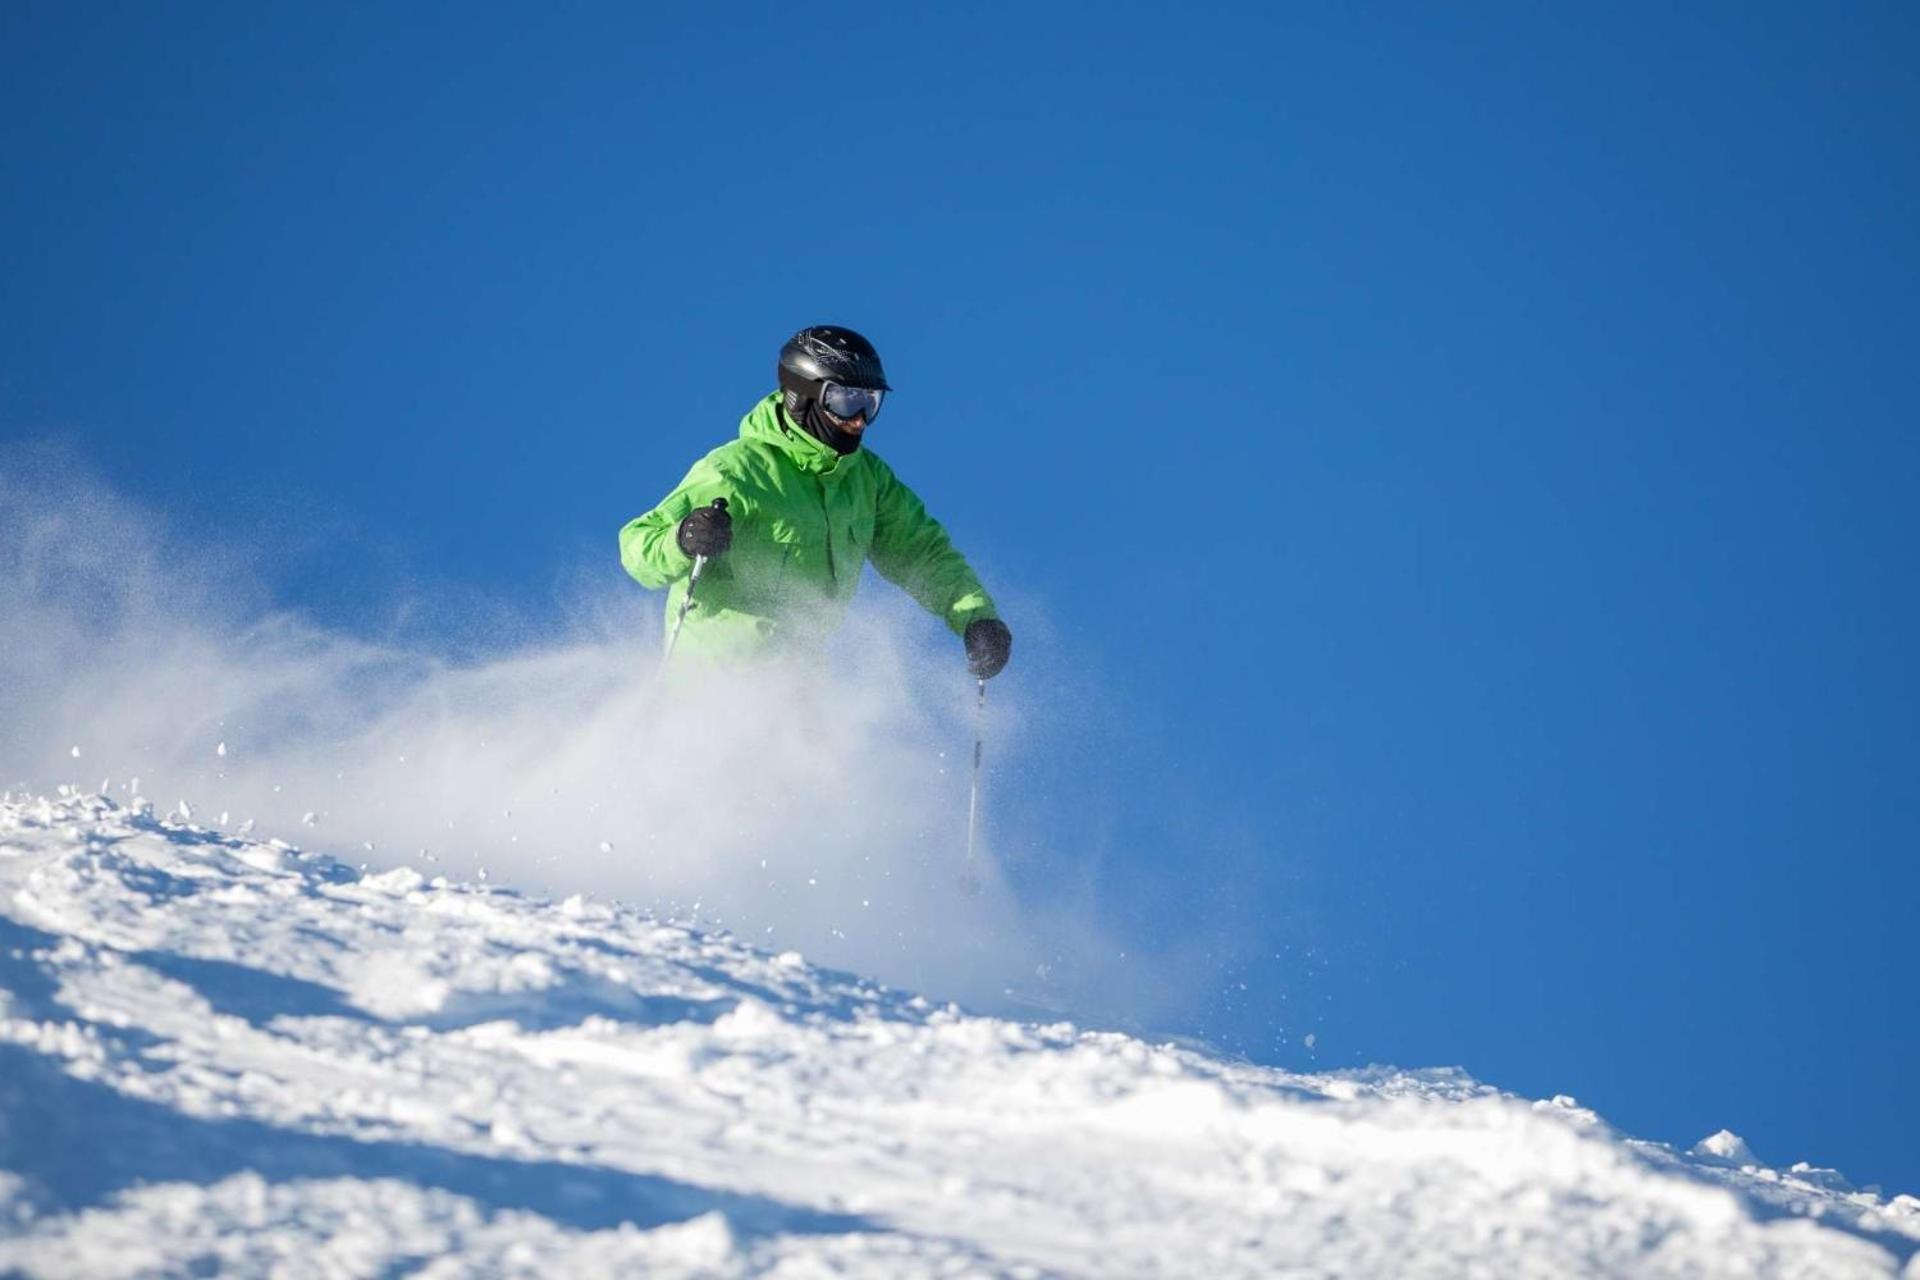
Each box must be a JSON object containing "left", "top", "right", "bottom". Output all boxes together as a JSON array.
[
  {"left": 868, "top": 460, "right": 998, "bottom": 636},
  {"left": 618, "top": 448, "right": 739, "bottom": 589}
]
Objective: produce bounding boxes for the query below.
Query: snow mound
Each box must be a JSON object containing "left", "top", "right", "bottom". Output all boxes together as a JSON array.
[
  {"left": 1695, "top": 1128, "right": 1764, "bottom": 1167},
  {"left": 2, "top": 792, "right": 1916, "bottom": 1278}
]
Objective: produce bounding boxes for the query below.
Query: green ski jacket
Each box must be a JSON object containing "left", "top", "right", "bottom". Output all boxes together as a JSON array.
[{"left": 619, "top": 393, "right": 998, "bottom": 662}]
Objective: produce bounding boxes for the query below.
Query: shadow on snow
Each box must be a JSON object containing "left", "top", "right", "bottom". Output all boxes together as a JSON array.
[{"left": 0, "top": 1043, "right": 877, "bottom": 1239}]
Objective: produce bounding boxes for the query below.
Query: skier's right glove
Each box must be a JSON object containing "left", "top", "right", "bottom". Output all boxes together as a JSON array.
[
  {"left": 675, "top": 500, "right": 732, "bottom": 559},
  {"left": 964, "top": 618, "right": 1013, "bottom": 680}
]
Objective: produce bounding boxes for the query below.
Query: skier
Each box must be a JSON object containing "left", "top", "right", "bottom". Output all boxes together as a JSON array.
[{"left": 619, "top": 325, "right": 1013, "bottom": 680}]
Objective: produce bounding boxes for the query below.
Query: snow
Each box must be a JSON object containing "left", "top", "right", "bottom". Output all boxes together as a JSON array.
[
  {"left": 1695, "top": 1128, "right": 1764, "bottom": 1167},
  {"left": 1, "top": 792, "right": 1916, "bottom": 1278}
]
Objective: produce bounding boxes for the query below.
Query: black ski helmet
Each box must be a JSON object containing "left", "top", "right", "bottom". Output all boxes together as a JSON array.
[{"left": 777, "top": 325, "right": 890, "bottom": 421}]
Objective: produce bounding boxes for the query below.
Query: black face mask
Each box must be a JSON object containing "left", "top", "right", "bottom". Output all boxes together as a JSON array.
[
  {"left": 779, "top": 370, "right": 867, "bottom": 455},
  {"left": 798, "top": 399, "right": 864, "bottom": 455}
]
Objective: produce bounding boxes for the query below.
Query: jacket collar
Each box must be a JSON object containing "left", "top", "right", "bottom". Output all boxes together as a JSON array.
[{"left": 738, "top": 392, "right": 852, "bottom": 476}]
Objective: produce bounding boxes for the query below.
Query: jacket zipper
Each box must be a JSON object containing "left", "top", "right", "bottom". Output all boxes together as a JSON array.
[{"left": 820, "top": 482, "right": 837, "bottom": 582}]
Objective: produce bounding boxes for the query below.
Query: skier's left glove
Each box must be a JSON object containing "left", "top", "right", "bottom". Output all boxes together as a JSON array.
[{"left": 964, "top": 618, "right": 1013, "bottom": 680}]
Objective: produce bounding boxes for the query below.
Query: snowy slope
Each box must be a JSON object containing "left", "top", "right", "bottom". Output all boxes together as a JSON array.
[{"left": 1, "top": 792, "right": 1915, "bottom": 1279}]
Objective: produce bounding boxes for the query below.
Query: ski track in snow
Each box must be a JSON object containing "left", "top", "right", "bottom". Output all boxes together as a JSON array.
[{"left": 0, "top": 793, "right": 1915, "bottom": 1279}]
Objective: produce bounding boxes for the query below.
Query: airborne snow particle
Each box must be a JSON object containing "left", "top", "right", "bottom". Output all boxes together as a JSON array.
[
  {"left": 1304, "top": 1034, "right": 1317, "bottom": 1050},
  {"left": 599, "top": 841, "right": 614, "bottom": 854},
  {"left": 216, "top": 742, "right": 228, "bottom": 757},
  {"left": 69, "top": 746, "right": 81, "bottom": 759},
  {"left": 302, "top": 812, "right": 318, "bottom": 826}
]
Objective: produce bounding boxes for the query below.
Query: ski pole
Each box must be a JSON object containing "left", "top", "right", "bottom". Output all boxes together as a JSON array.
[
  {"left": 961, "top": 676, "right": 987, "bottom": 889},
  {"left": 660, "top": 497, "right": 727, "bottom": 673}
]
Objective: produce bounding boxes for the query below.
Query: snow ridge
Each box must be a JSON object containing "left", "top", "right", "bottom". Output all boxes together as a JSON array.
[{"left": 1, "top": 792, "right": 1915, "bottom": 1278}]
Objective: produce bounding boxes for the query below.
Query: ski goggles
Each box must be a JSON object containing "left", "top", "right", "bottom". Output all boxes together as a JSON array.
[{"left": 820, "top": 381, "right": 885, "bottom": 424}]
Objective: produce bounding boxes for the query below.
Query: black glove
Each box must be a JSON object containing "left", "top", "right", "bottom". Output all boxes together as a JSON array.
[
  {"left": 675, "top": 500, "right": 732, "bottom": 559},
  {"left": 964, "top": 618, "right": 1012, "bottom": 680}
]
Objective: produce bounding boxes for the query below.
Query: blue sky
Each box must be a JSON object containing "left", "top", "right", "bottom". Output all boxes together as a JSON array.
[{"left": 5, "top": 3, "right": 1916, "bottom": 1191}]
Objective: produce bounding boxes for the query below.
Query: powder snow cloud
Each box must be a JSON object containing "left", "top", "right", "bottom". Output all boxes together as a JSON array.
[{"left": 0, "top": 443, "right": 1257, "bottom": 1028}]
